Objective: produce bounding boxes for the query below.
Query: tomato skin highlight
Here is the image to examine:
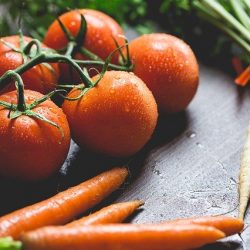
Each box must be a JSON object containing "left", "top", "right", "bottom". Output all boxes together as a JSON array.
[
  {"left": 62, "top": 71, "right": 158, "bottom": 157},
  {"left": 44, "top": 9, "right": 125, "bottom": 81},
  {"left": 129, "top": 33, "right": 199, "bottom": 113},
  {"left": 0, "top": 36, "right": 60, "bottom": 94},
  {"left": 0, "top": 90, "right": 70, "bottom": 181}
]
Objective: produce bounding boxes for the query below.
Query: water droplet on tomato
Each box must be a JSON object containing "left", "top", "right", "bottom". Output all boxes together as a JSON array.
[{"left": 186, "top": 131, "right": 196, "bottom": 138}]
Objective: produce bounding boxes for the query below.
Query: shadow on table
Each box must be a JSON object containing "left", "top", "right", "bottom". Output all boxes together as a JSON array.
[{"left": 198, "top": 241, "right": 242, "bottom": 250}]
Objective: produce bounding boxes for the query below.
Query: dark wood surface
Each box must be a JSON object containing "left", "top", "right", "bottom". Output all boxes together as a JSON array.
[{"left": 0, "top": 30, "right": 249, "bottom": 249}]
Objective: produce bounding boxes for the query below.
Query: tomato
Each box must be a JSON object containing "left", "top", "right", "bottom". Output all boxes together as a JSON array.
[
  {"left": 62, "top": 71, "right": 158, "bottom": 157},
  {"left": 0, "top": 36, "right": 60, "bottom": 94},
  {"left": 129, "top": 33, "right": 199, "bottom": 113},
  {"left": 44, "top": 9, "right": 125, "bottom": 82},
  {"left": 0, "top": 90, "right": 70, "bottom": 181},
  {"left": 44, "top": 9, "right": 124, "bottom": 63}
]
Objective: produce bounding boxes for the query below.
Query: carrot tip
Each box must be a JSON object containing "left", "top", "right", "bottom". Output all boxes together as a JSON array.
[
  {"left": 136, "top": 200, "right": 145, "bottom": 207},
  {"left": 235, "top": 65, "right": 250, "bottom": 86}
]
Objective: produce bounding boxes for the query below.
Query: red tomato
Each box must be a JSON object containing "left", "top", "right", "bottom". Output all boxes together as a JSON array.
[
  {"left": 0, "top": 90, "right": 70, "bottom": 181},
  {"left": 44, "top": 9, "right": 124, "bottom": 63},
  {"left": 0, "top": 36, "right": 60, "bottom": 94},
  {"left": 129, "top": 33, "right": 199, "bottom": 113},
  {"left": 62, "top": 71, "right": 158, "bottom": 157},
  {"left": 44, "top": 9, "right": 125, "bottom": 82}
]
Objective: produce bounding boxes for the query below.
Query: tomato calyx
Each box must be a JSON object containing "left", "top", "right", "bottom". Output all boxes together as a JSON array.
[
  {"left": 0, "top": 71, "right": 65, "bottom": 139},
  {"left": 0, "top": 20, "right": 133, "bottom": 96},
  {"left": 56, "top": 13, "right": 101, "bottom": 61},
  {"left": 57, "top": 12, "right": 133, "bottom": 71},
  {"left": 60, "top": 43, "right": 131, "bottom": 101}
]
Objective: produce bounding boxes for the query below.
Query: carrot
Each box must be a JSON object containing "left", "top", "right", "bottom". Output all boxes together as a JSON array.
[
  {"left": 235, "top": 65, "right": 250, "bottom": 86},
  {"left": 0, "top": 167, "right": 128, "bottom": 240},
  {"left": 165, "top": 215, "right": 243, "bottom": 236},
  {"left": 66, "top": 200, "right": 144, "bottom": 226},
  {"left": 21, "top": 224, "right": 225, "bottom": 250},
  {"left": 239, "top": 123, "right": 250, "bottom": 219}
]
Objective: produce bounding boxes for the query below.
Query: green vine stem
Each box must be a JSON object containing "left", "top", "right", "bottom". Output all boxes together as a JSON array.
[
  {"left": 56, "top": 12, "right": 133, "bottom": 73},
  {"left": 78, "top": 47, "right": 102, "bottom": 61},
  {"left": 74, "top": 59, "right": 133, "bottom": 71},
  {"left": 75, "top": 40, "right": 133, "bottom": 72},
  {"left": 0, "top": 52, "right": 93, "bottom": 90},
  {"left": 0, "top": 70, "right": 66, "bottom": 138},
  {"left": 0, "top": 71, "right": 26, "bottom": 112},
  {"left": 13, "top": 72, "right": 26, "bottom": 111},
  {"left": 23, "top": 39, "right": 42, "bottom": 56},
  {"left": 61, "top": 43, "right": 133, "bottom": 101},
  {"left": 45, "top": 54, "right": 93, "bottom": 87},
  {"left": 65, "top": 41, "right": 76, "bottom": 57},
  {"left": 57, "top": 12, "right": 101, "bottom": 62}
]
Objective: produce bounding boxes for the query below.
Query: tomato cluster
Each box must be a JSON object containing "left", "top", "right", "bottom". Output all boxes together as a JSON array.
[{"left": 0, "top": 9, "right": 199, "bottom": 181}]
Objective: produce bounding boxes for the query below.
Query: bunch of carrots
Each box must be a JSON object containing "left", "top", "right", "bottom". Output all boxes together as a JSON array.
[{"left": 0, "top": 167, "right": 244, "bottom": 250}]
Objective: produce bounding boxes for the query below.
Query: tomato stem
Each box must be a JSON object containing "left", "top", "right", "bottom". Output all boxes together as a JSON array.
[
  {"left": 73, "top": 59, "right": 133, "bottom": 71},
  {"left": 112, "top": 36, "right": 127, "bottom": 64},
  {"left": 79, "top": 47, "right": 103, "bottom": 61},
  {"left": 0, "top": 71, "right": 65, "bottom": 138},
  {"left": 124, "top": 38, "right": 132, "bottom": 68},
  {"left": 23, "top": 39, "right": 42, "bottom": 56},
  {"left": 65, "top": 41, "right": 76, "bottom": 57},
  {"left": 0, "top": 52, "right": 94, "bottom": 89},
  {"left": 75, "top": 42, "right": 134, "bottom": 73},
  {"left": 56, "top": 16, "right": 74, "bottom": 42},
  {"left": 6, "top": 71, "right": 26, "bottom": 111},
  {"left": 45, "top": 54, "right": 93, "bottom": 87},
  {"left": 75, "top": 14, "right": 87, "bottom": 51}
]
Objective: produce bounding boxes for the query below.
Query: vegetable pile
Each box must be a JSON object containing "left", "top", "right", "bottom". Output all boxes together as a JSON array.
[
  {"left": 0, "top": 6, "right": 246, "bottom": 250},
  {"left": 0, "top": 7, "right": 200, "bottom": 180}
]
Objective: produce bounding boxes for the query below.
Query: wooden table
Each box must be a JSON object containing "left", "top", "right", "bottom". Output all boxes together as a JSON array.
[{"left": 0, "top": 30, "right": 249, "bottom": 250}]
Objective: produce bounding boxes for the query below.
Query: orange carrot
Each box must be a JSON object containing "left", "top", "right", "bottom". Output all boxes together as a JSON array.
[
  {"left": 0, "top": 167, "right": 128, "bottom": 240},
  {"left": 66, "top": 200, "right": 144, "bottom": 227},
  {"left": 21, "top": 224, "right": 225, "bottom": 250},
  {"left": 235, "top": 65, "right": 250, "bottom": 86},
  {"left": 165, "top": 215, "right": 243, "bottom": 236}
]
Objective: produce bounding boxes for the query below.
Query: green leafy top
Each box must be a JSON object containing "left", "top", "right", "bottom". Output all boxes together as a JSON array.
[{"left": 0, "top": 237, "right": 22, "bottom": 250}]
